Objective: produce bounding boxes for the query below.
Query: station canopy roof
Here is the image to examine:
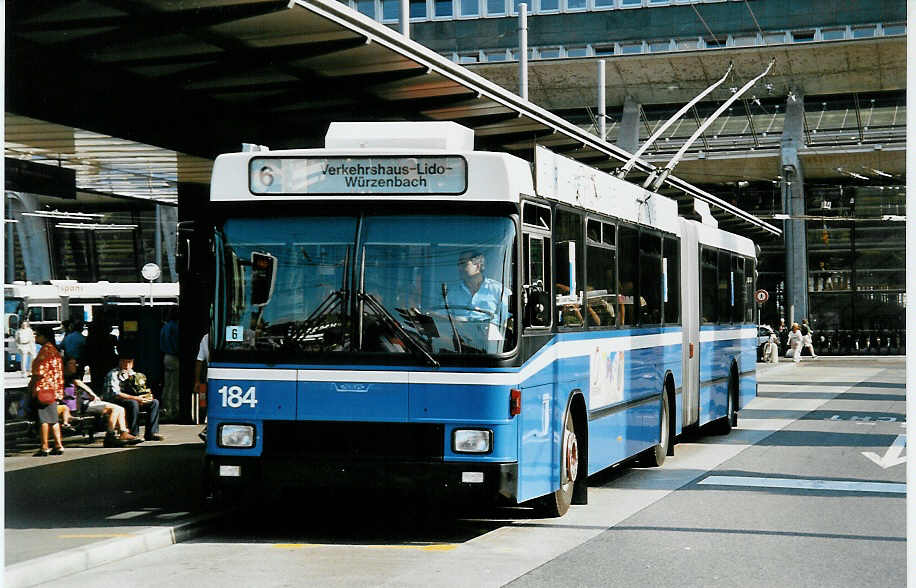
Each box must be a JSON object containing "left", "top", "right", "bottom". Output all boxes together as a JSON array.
[{"left": 7, "top": 0, "right": 783, "bottom": 237}]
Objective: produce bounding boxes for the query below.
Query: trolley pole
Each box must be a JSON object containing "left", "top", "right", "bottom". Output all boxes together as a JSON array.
[
  {"left": 598, "top": 59, "right": 606, "bottom": 141},
  {"left": 518, "top": 4, "right": 528, "bottom": 101},
  {"left": 400, "top": 0, "right": 409, "bottom": 37}
]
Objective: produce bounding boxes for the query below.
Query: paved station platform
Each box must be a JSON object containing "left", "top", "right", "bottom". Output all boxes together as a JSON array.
[
  {"left": 4, "top": 424, "right": 214, "bottom": 588},
  {"left": 3, "top": 355, "right": 905, "bottom": 588}
]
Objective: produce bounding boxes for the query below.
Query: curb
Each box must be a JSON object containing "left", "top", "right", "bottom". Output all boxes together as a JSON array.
[{"left": 4, "top": 511, "right": 223, "bottom": 588}]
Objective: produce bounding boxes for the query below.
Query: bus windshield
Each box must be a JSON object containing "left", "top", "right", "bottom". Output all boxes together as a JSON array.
[{"left": 216, "top": 214, "right": 516, "bottom": 359}]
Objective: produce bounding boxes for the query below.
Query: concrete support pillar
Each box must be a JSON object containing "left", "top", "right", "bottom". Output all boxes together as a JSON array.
[
  {"left": 5, "top": 197, "right": 15, "bottom": 283},
  {"left": 6, "top": 191, "right": 53, "bottom": 282},
  {"left": 158, "top": 204, "right": 178, "bottom": 282},
  {"left": 780, "top": 91, "right": 808, "bottom": 324},
  {"left": 617, "top": 95, "right": 640, "bottom": 154}
]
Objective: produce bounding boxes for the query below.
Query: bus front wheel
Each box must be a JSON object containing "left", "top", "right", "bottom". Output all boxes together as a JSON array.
[{"left": 535, "top": 409, "right": 578, "bottom": 517}]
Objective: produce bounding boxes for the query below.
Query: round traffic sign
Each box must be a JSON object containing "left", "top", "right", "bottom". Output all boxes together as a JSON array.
[
  {"left": 754, "top": 289, "right": 769, "bottom": 304},
  {"left": 141, "top": 262, "right": 161, "bottom": 281}
]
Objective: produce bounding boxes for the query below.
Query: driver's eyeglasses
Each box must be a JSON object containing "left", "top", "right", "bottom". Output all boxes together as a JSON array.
[{"left": 458, "top": 258, "right": 480, "bottom": 266}]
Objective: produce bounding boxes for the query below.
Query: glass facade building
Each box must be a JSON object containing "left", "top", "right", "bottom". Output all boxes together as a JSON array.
[{"left": 738, "top": 182, "right": 905, "bottom": 355}]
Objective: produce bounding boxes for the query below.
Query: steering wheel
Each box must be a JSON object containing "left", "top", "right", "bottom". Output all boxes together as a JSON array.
[{"left": 427, "top": 305, "right": 496, "bottom": 319}]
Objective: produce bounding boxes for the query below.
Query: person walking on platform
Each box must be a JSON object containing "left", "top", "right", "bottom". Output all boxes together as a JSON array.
[
  {"left": 800, "top": 318, "right": 817, "bottom": 358},
  {"left": 786, "top": 322, "right": 803, "bottom": 364},
  {"left": 103, "top": 351, "right": 163, "bottom": 441},
  {"left": 776, "top": 318, "right": 788, "bottom": 352},
  {"left": 30, "top": 325, "right": 65, "bottom": 456},
  {"left": 159, "top": 308, "right": 180, "bottom": 420},
  {"left": 17, "top": 320, "right": 36, "bottom": 375},
  {"left": 763, "top": 330, "right": 780, "bottom": 363}
]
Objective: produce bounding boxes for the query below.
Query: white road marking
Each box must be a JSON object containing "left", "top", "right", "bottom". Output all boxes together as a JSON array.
[
  {"left": 156, "top": 512, "right": 191, "bottom": 520},
  {"left": 699, "top": 475, "right": 906, "bottom": 494},
  {"left": 862, "top": 434, "right": 907, "bottom": 469},
  {"left": 106, "top": 511, "right": 152, "bottom": 520}
]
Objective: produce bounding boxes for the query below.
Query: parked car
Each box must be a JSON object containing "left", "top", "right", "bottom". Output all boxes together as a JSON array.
[{"left": 757, "top": 325, "right": 777, "bottom": 361}]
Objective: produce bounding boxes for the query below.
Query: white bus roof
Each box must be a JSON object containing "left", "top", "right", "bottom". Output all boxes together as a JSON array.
[
  {"left": 534, "top": 146, "right": 681, "bottom": 235},
  {"left": 689, "top": 219, "right": 757, "bottom": 258}
]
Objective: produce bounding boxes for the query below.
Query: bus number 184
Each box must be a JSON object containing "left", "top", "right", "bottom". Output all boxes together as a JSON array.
[{"left": 217, "top": 385, "right": 258, "bottom": 408}]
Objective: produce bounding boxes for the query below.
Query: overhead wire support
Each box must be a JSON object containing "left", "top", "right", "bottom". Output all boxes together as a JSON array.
[
  {"left": 647, "top": 58, "right": 776, "bottom": 192},
  {"left": 617, "top": 62, "right": 734, "bottom": 179}
]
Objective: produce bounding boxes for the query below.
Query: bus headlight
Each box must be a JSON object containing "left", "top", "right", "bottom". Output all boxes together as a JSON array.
[
  {"left": 219, "top": 424, "right": 255, "bottom": 448},
  {"left": 453, "top": 429, "right": 492, "bottom": 453}
]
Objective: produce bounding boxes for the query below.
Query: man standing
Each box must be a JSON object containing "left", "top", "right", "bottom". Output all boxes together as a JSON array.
[
  {"left": 61, "top": 320, "right": 87, "bottom": 374},
  {"left": 103, "top": 352, "right": 163, "bottom": 441},
  {"left": 159, "top": 308, "right": 180, "bottom": 420},
  {"left": 16, "top": 320, "right": 35, "bottom": 375}
]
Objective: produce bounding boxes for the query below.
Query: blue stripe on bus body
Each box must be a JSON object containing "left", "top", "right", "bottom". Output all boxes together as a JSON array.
[{"left": 207, "top": 326, "right": 690, "bottom": 503}]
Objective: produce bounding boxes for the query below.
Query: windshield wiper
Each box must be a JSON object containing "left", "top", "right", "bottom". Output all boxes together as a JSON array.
[
  {"left": 277, "top": 288, "right": 347, "bottom": 347},
  {"left": 357, "top": 290, "right": 439, "bottom": 368},
  {"left": 288, "top": 247, "right": 351, "bottom": 347}
]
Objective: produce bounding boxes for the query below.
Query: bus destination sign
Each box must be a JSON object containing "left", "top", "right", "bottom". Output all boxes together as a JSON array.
[{"left": 249, "top": 156, "right": 467, "bottom": 196}]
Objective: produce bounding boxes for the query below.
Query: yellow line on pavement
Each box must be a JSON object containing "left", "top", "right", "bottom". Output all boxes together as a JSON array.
[
  {"left": 271, "top": 543, "right": 456, "bottom": 552},
  {"left": 59, "top": 534, "right": 131, "bottom": 539}
]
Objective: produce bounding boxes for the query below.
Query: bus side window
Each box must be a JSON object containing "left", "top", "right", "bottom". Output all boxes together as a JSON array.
[
  {"left": 732, "top": 254, "right": 745, "bottom": 323},
  {"left": 744, "top": 257, "right": 756, "bottom": 323},
  {"left": 554, "top": 209, "right": 583, "bottom": 328},
  {"left": 523, "top": 234, "right": 551, "bottom": 328},
  {"left": 617, "top": 226, "right": 638, "bottom": 327},
  {"left": 663, "top": 237, "right": 680, "bottom": 325},
  {"left": 717, "top": 250, "right": 731, "bottom": 322},
  {"left": 585, "top": 220, "right": 616, "bottom": 328},
  {"left": 638, "top": 232, "right": 662, "bottom": 325},
  {"left": 701, "top": 247, "right": 718, "bottom": 323}
]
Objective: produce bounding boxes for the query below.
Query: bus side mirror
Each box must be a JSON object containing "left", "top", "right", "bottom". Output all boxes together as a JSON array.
[
  {"left": 7, "top": 315, "right": 18, "bottom": 335},
  {"left": 250, "top": 252, "right": 277, "bottom": 307},
  {"left": 176, "top": 221, "right": 196, "bottom": 274}
]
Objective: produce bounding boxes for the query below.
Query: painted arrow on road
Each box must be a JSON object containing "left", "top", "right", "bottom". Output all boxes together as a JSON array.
[{"left": 862, "top": 434, "right": 906, "bottom": 469}]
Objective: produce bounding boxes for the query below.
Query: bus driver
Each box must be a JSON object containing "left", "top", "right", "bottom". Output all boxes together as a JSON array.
[
  {"left": 446, "top": 250, "right": 511, "bottom": 352},
  {"left": 449, "top": 250, "right": 506, "bottom": 316}
]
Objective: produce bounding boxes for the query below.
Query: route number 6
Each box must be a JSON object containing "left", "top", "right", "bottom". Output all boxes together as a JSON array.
[{"left": 217, "top": 385, "right": 258, "bottom": 408}]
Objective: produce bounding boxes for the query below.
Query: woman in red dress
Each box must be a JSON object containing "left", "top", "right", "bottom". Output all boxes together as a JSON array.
[{"left": 30, "top": 325, "right": 65, "bottom": 456}]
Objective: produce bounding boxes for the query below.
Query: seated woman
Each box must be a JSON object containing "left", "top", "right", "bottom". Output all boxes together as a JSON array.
[
  {"left": 63, "top": 357, "right": 142, "bottom": 447},
  {"left": 56, "top": 402, "right": 76, "bottom": 436}
]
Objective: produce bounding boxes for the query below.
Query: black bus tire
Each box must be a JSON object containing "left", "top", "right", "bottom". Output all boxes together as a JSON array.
[
  {"left": 535, "top": 409, "right": 578, "bottom": 517},
  {"left": 641, "top": 391, "right": 669, "bottom": 467}
]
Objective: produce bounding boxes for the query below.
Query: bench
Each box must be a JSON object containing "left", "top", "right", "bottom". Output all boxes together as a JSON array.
[
  {"left": 5, "top": 414, "right": 106, "bottom": 448},
  {"left": 4, "top": 389, "right": 151, "bottom": 448}
]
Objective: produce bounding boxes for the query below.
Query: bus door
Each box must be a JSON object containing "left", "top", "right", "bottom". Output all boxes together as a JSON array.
[
  {"left": 517, "top": 204, "right": 556, "bottom": 502},
  {"left": 679, "top": 221, "right": 700, "bottom": 428}
]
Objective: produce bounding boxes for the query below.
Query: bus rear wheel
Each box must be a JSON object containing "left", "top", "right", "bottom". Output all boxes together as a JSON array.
[
  {"left": 714, "top": 367, "right": 738, "bottom": 435},
  {"left": 535, "top": 409, "right": 578, "bottom": 517},
  {"left": 640, "top": 391, "right": 669, "bottom": 467}
]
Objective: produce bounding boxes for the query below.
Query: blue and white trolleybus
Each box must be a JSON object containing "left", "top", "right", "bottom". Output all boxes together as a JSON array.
[{"left": 191, "top": 121, "right": 757, "bottom": 516}]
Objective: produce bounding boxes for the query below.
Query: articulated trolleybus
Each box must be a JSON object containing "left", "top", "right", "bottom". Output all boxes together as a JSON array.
[{"left": 197, "top": 122, "right": 757, "bottom": 515}]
